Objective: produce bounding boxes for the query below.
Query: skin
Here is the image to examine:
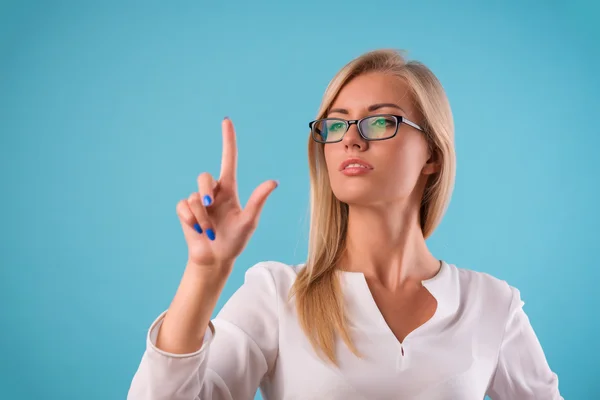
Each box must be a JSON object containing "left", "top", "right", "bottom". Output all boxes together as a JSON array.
[
  {"left": 156, "top": 118, "right": 278, "bottom": 354},
  {"left": 324, "top": 72, "right": 442, "bottom": 343},
  {"left": 156, "top": 72, "right": 443, "bottom": 353}
]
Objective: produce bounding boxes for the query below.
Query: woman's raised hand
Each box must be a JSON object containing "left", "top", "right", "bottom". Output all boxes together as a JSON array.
[{"left": 176, "top": 117, "right": 278, "bottom": 275}]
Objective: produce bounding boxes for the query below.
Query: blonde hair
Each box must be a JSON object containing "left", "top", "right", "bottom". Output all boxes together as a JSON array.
[{"left": 288, "top": 48, "right": 456, "bottom": 365}]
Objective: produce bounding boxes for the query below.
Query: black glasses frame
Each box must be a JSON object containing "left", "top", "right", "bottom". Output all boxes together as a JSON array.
[{"left": 308, "top": 114, "right": 424, "bottom": 144}]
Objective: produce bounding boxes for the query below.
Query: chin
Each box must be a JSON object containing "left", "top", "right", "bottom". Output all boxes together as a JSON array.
[
  {"left": 332, "top": 180, "right": 414, "bottom": 208},
  {"left": 332, "top": 184, "right": 379, "bottom": 206}
]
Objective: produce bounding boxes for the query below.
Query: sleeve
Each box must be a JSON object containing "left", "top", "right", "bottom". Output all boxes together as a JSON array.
[
  {"left": 127, "top": 262, "right": 280, "bottom": 400},
  {"left": 486, "top": 286, "right": 563, "bottom": 400}
]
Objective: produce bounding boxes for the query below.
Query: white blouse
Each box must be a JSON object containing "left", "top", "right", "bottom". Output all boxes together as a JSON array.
[{"left": 128, "top": 261, "right": 562, "bottom": 400}]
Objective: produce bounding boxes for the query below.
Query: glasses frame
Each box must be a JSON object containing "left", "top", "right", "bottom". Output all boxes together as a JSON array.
[{"left": 308, "top": 114, "right": 424, "bottom": 144}]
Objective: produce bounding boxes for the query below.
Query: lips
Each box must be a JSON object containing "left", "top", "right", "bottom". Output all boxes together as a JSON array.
[{"left": 339, "top": 158, "right": 373, "bottom": 171}]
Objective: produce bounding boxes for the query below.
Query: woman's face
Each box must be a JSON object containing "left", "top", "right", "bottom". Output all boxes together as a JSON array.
[{"left": 323, "top": 72, "right": 438, "bottom": 207}]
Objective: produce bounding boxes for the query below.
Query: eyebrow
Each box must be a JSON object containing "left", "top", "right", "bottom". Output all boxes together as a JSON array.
[{"left": 328, "top": 103, "right": 406, "bottom": 115}]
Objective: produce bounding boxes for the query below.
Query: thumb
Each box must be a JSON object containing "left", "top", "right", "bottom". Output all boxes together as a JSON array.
[{"left": 241, "top": 180, "right": 278, "bottom": 228}]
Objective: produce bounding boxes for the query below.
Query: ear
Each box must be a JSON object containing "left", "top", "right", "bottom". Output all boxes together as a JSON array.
[{"left": 422, "top": 147, "right": 442, "bottom": 175}]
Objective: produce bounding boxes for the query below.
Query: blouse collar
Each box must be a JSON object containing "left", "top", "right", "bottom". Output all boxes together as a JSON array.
[{"left": 339, "top": 261, "right": 461, "bottom": 324}]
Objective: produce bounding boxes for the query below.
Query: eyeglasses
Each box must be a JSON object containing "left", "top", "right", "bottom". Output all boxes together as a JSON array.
[{"left": 309, "top": 114, "right": 424, "bottom": 144}]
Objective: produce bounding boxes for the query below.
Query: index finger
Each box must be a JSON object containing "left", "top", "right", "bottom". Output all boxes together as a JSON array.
[{"left": 219, "top": 117, "right": 237, "bottom": 185}]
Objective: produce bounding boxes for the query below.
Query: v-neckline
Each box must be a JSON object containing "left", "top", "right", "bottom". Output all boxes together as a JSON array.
[{"left": 341, "top": 261, "right": 448, "bottom": 349}]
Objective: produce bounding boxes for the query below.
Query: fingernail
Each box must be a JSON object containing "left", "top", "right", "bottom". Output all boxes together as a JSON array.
[
  {"left": 206, "top": 229, "right": 216, "bottom": 241},
  {"left": 202, "top": 195, "right": 212, "bottom": 206},
  {"left": 194, "top": 223, "right": 203, "bottom": 234},
  {"left": 274, "top": 180, "right": 279, "bottom": 188},
  {"left": 223, "top": 116, "right": 229, "bottom": 120}
]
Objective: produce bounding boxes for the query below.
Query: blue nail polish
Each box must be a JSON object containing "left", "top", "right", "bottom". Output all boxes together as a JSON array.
[
  {"left": 203, "top": 195, "right": 212, "bottom": 206},
  {"left": 206, "top": 229, "right": 216, "bottom": 241},
  {"left": 194, "top": 223, "right": 202, "bottom": 234}
]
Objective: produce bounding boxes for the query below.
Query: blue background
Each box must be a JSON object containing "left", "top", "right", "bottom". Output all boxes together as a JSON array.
[{"left": 1, "top": 0, "right": 598, "bottom": 399}]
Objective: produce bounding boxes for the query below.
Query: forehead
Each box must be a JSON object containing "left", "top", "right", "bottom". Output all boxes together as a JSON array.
[{"left": 330, "top": 72, "right": 415, "bottom": 113}]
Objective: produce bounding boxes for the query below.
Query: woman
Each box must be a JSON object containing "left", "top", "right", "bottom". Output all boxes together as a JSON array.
[{"left": 128, "top": 49, "right": 562, "bottom": 399}]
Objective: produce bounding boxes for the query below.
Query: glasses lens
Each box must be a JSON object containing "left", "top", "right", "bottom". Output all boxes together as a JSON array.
[
  {"left": 312, "top": 119, "right": 347, "bottom": 143},
  {"left": 359, "top": 115, "right": 398, "bottom": 139}
]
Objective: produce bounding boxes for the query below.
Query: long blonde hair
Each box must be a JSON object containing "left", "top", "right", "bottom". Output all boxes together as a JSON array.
[{"left": 288, "top": 48, "right": 456, "bottom": 365}]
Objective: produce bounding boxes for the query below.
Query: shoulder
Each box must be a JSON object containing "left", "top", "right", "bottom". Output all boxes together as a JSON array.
[
  {"left": 242, "top": 260, "right": 303, "bottom": 294},
  {"left": 453, "top": 263, "right": 512, "bottom": 295},
  {"left": 449, "top": 262, "right": 522, "bottom": 317},
  {"left": 215, "top": 261, "right": 301, "bottom": 322}
]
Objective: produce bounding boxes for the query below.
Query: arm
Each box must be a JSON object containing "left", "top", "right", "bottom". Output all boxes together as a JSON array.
[
  {"left": 486, "top": 287, "right": 563, "bottom": 400},
  {"left": 128, "top": 117, "right": 278, "bottom": 399},
  {"left": 128, "top": 262, "right": 279, "bottom": 400}
]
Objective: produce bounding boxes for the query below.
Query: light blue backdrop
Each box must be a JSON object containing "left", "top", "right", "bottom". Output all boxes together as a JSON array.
[{"left": 1, "top": 0, "right": 598, "bottom": 399}]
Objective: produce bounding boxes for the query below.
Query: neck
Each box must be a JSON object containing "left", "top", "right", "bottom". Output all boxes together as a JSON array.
[{"left": 340, "top": 200, "right": 440, "bottom": 290}]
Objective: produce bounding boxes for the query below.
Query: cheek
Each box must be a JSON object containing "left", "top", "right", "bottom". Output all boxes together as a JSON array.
[
  {"left": 378, "top": 140, "right": 430, "bottom": 193},
  {"left": 390, "top": 146, "right": 424, "bottom": 174},
  {"left": 386, "top": 138, "right": 428, "bottom": 174},
  {"left": 323, "top": 144, "right": 340, "bottom": 176}
]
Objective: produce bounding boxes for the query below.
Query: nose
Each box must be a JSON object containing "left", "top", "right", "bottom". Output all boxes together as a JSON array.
[{"left": 342, "top": 122, "right": 368, "bottom": 151}]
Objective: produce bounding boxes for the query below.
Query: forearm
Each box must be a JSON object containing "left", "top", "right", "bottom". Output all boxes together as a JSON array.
[{"left": 155, "top": 262, "right": 233, "bottom": 354}]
